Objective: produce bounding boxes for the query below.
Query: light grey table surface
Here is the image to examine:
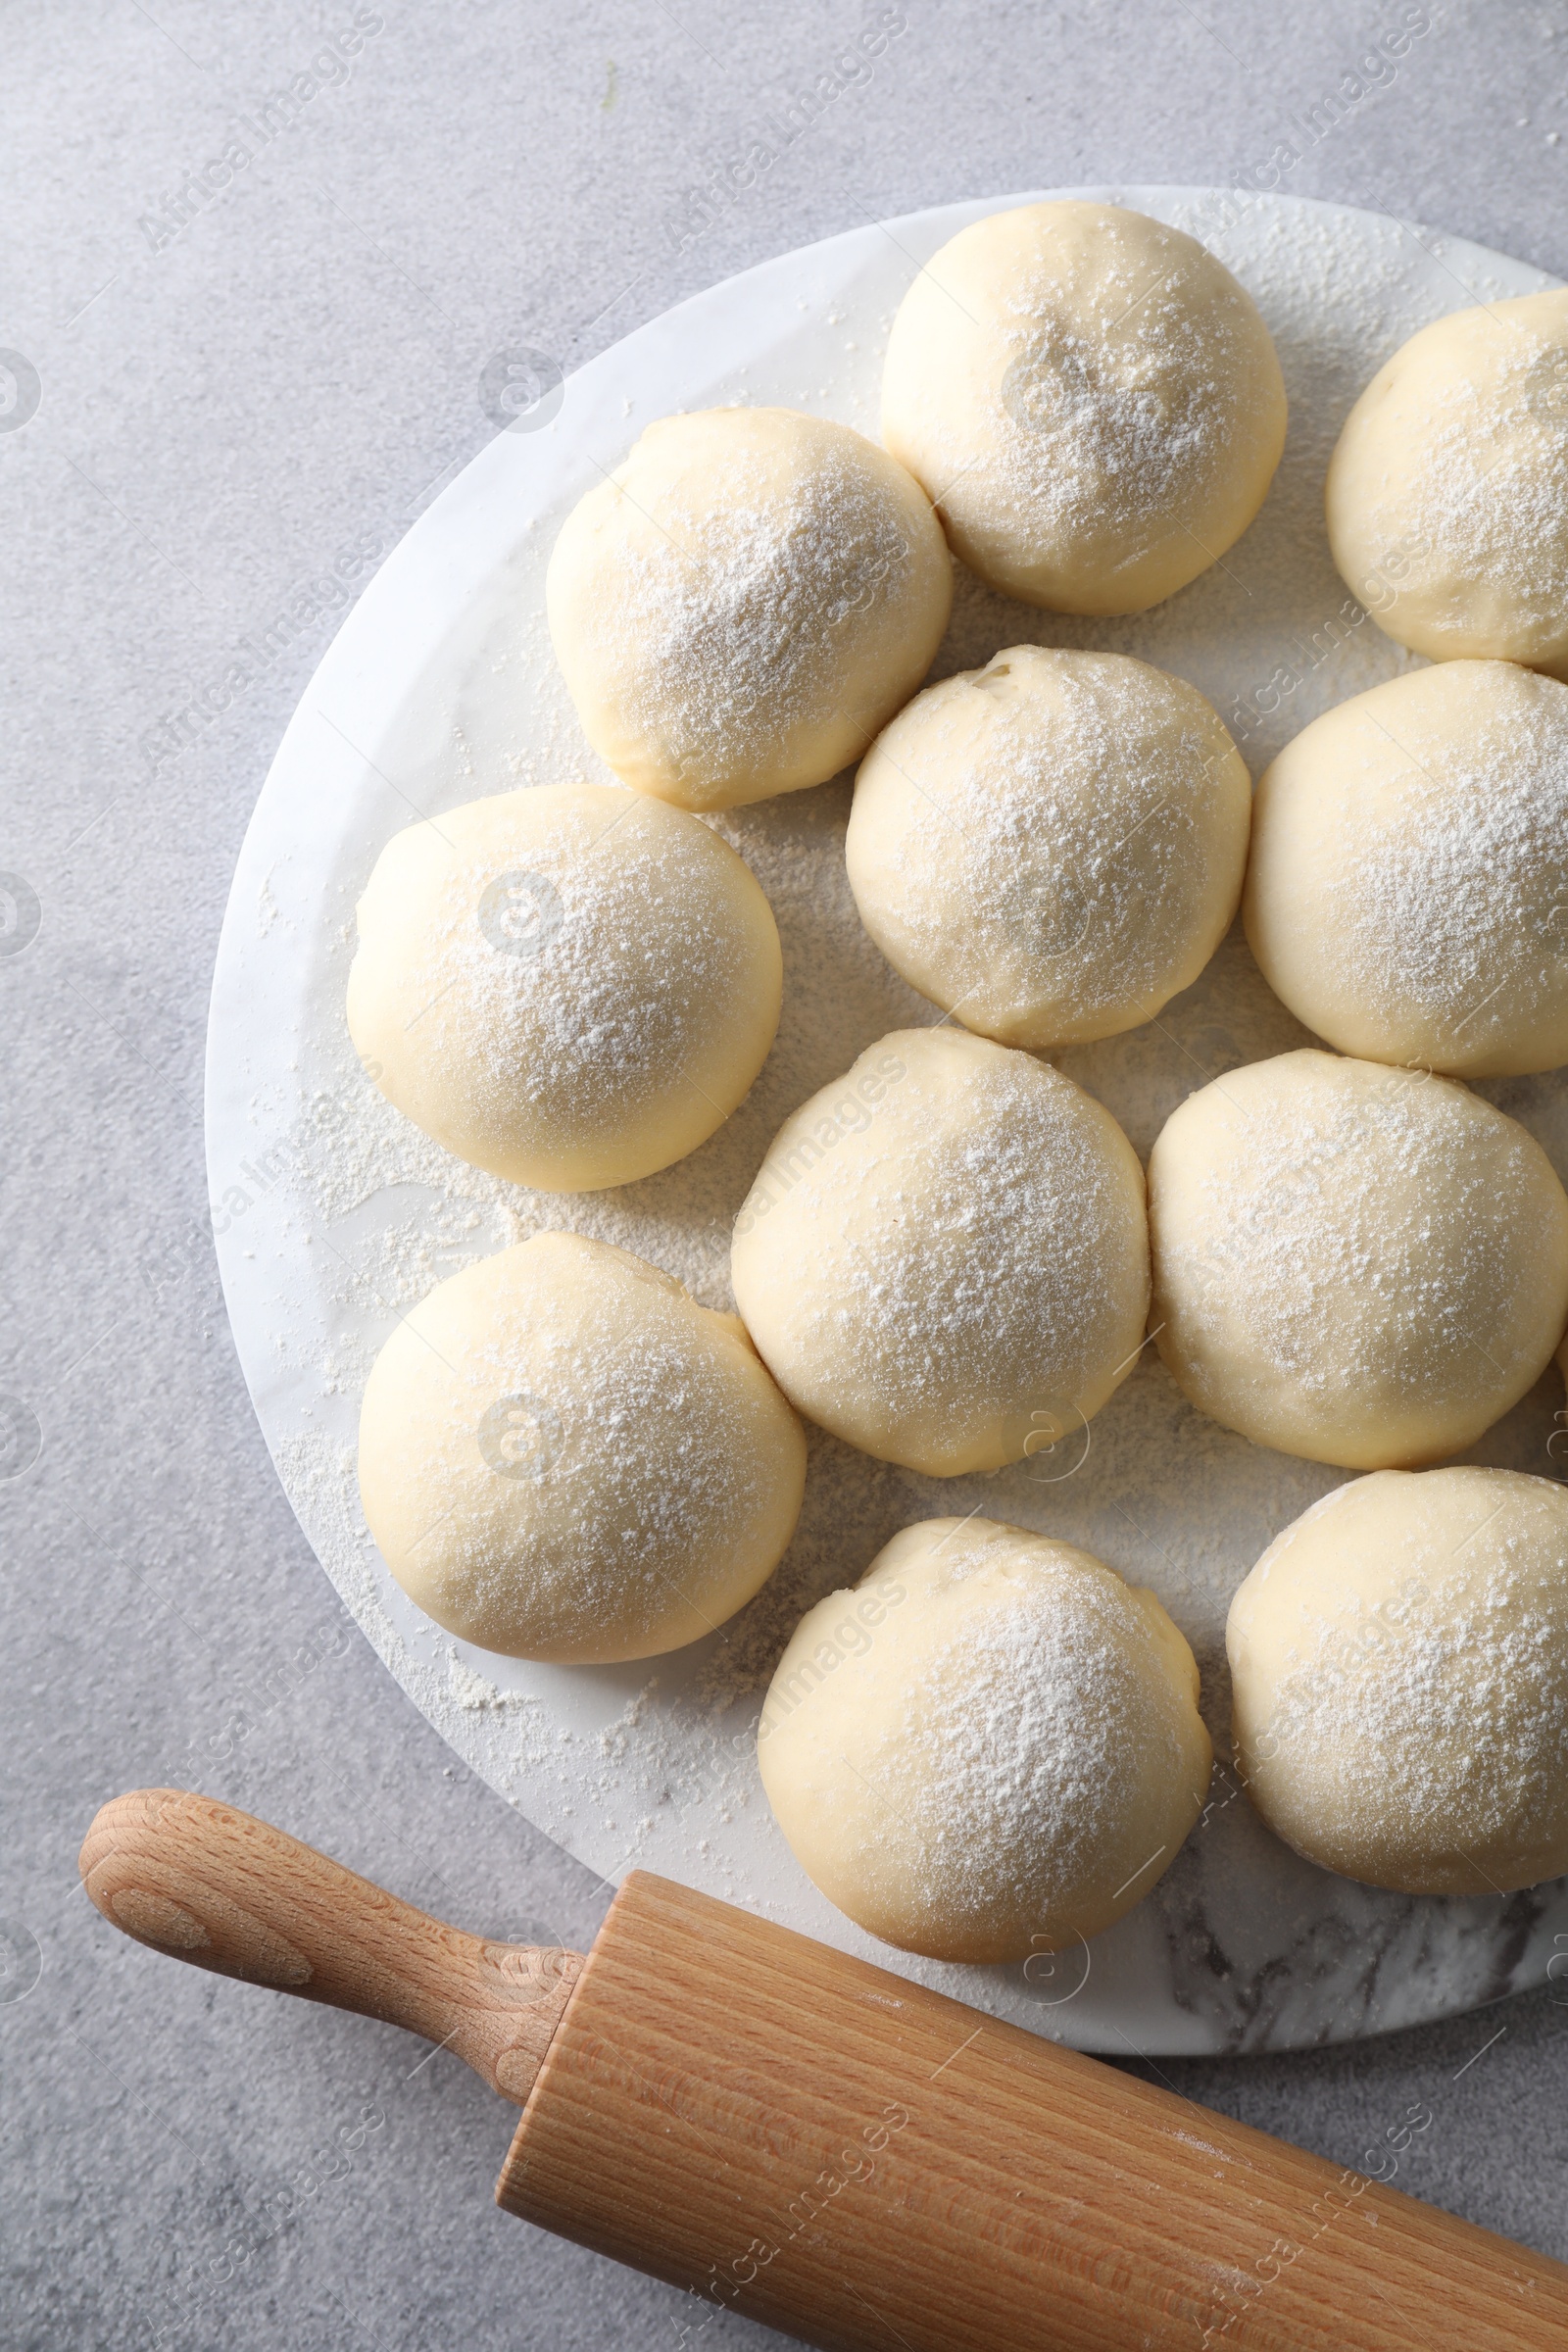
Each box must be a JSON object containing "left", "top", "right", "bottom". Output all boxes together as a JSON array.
[{"left": 6, "top": 4, "right": 1568, "bottom": 2346}]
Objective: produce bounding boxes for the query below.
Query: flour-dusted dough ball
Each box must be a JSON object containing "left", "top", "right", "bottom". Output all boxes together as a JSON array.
[
  {"left": 546, "top": 408, "right": 953, "bottom": 811},
  {"left": 731, "top": 1027, "right": 1150, "bottom": 1477},
  {"left": 1326, "top": 289, "right": 1568, "bottom": 673},
  {"left": 1150, "top": 1050, "right": 1568, "bottom": 1471},
  {"left": 880, "top": 201, "right": 1286, "bottom": 614},
  {"left": 359, "top": 1232, "right": 806, "bottom": 1663},
  {"left": 1230, "top": 1469, "right": 1568, "bottom": 1894},
  {"left": 346, "top": 783, "right": 781, "bottom": 1192},
  {"left": 847, "top": 645, "right": 1250, "bottom": 1048},
  {"left": 759, "top": 1517, "right": 1211, "bottom": 1962},
  {"left": 1246, "top": 662, "right": 1568, "bottom": 1079}
]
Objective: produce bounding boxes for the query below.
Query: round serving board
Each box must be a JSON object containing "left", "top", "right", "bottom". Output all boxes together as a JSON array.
[{"left": 207, "top": 187, "right": 1568, "bottom": 2054}]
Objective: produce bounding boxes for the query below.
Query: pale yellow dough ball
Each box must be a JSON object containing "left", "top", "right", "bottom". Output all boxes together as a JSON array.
[
  {"left": 1149, "top": 1050, "right": 1568, "bottom": 1470},
  {"left": 1229, "top": 1469, "right": 1568, "bottom": 1895},
  {"left": 1326, "top": 288, "right": 1568, "bottom": 673},
  {"left": 346, "top": 783, "right": 781, "bottom": 1192},
  {"left": 1246, "top": 661, "right": 1568, "bottom": 1079},
  {"left": 359, "top": 1232, "right": 807, "bottom": 1663},
  {"left": 881, "top": 200, "right": 1286, "bottom": 613},
  {"left": 731, "top": 1027, "right": 1150, "bottom": 1478},
  {"left": 760, "top": 1517, "right": 1212, "bottom": 1963},
  {"left": 546, "top": 407, "right": 953, "bottom": 810},
  {"left": 847, "top": 644, "right": 1250, "bottom": 1048}
]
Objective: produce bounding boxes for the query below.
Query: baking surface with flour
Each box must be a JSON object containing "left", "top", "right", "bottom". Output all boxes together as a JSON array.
[{"left": 209, "top": 188, "right": 1568, "bottom": 2053}]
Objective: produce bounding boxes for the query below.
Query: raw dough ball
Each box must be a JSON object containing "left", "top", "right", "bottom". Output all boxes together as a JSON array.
[
  {"left": 1229, "top": 1468, "right": 1568, "bottom": 1895},
  {"left": 1326, "top": 288, "right": 1568, "bottom": 673},
  {"left": 759, "top": 1517, "right": 1211, "bottom": 1962},
  {"left": 1150, "top": 1050, "right": 1568, "bottom": 1470},
  {"left": 546, "top": 407, "right": 953, "bottom": 810},
  {"left": 847, "top": 644, "right": 1250, "bottom": 1048},
  {"left": 346, "top": 783, "right": 781, "bottom": 1192},
  {"left": 1246, "top": 661, "right": 1568, "bottom": 1078},
  {"left": 881, "top": 200, "right": 1286, "bottom": 614},
  {"left": 359, "top": 1232, "right": 806, "bottom": 1663},
  {"left": 731, "top": 1027, "right": 1150, "bottom": 1477}
]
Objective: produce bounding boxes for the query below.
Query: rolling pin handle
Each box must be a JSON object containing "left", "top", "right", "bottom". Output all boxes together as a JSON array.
[{"left": 78, "top": 1788, "right": 582, "bottom": 2103}]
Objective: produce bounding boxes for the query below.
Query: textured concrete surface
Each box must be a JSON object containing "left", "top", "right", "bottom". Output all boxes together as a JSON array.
[{"left": 5, "top": 4, "right": 1568, "bottom": 2346}]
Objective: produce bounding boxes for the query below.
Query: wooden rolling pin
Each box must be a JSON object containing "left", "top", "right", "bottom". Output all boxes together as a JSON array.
[{"left": 81, "top": 1789, "right": 1568, "bottom": 2351}]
